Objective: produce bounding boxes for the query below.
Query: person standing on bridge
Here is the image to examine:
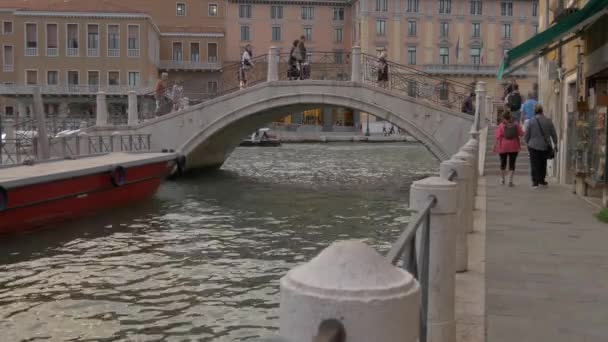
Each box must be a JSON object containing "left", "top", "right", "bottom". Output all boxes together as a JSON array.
[
  {"left": 377, "top": 51, "right": 389, "bottom": 88},
  {"left": 154, "top": 72, "right": 169, "bottom": 115},
  {"left": 495, "top": 111, "right": 524, "bottom": 187},
  {"left": 288, "top": 40, "right": 302, "bottom": 80},
  {"left": 297, "top": 36, "right": 307, "bottom": 80},
  {"left": 461, "top": 92, "right": 475, "bottom": 115},
  {"left": 239, "top": 45, "right": 253, "bottom": 90}
]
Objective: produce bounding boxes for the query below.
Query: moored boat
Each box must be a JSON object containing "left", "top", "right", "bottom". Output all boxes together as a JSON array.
[
  {"left": 239, "top": 128, "right": 281, "bottom": 147},
  {"left": 0, "top": 152, "right": 178, "bottom": 235}
]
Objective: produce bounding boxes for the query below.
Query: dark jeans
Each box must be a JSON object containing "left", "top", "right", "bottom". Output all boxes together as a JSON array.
[
  {"left": 499, "top": 152, "right": 518, "bottom": 171},
  {"left": 529, "top": 147, "right": 548, "bottom": 186}
]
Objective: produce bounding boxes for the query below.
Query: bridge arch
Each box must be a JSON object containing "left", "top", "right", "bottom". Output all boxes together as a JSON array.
[{"left": 128, "top": 81, "right": 473, "bottom": 170}]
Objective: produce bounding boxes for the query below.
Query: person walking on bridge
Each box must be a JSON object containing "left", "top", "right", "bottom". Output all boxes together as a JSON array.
[
  {"left": 297, "top": 36, "right": 307, "bottom": 80},
  {"left": 239, "top": 45, "right": 253, "bottom": 90},
  {"left": 154, "top": 72, "right": 169, "bottom": 115},
  {"left": 377, "top": 51, "right": 389, "bottom": 88},
  {"left": 525, "top": 104, "right": 557, "bottom": 188},
  {"left": 288, "top": 40, "right": 301, "bottom": 80},
  {"left": 495, "top": 111, "right": 524, "bottom": 186}
]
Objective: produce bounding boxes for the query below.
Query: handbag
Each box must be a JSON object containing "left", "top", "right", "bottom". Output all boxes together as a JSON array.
[{"left": 535, "top": 118, "right": 555, "bottom": 160}]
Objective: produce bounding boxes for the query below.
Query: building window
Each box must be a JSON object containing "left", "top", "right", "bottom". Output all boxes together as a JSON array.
[
  {"left": 472, "top": 23, "right": 480, "bottom": 38},
  {"left": 533, "top": 24, "right": 539, "bottom": 34},
  {"left": 440, "top": 22, "right": 449, "bottom": 37},
  {"left": 272, "top": 26, "right": 282, "bottom": 41},
  {"left": 239, "top": 5, "right": 252, "bottom": 19},
  {"left": 301, "top": 7, "right": 314, "bottom": 20},
  {"left": 25, "top": 23, "right": 38, "bottom": 56},
  {"left": 67, "top": 24, "right": 78, "bottom": 56},
  {"left": 439, "top": 0, "right": 451, "bottom": 14},
  {"left": 501, "top": 2, "right": 513, "bottom": 16},
  {"left": 191, "top": 42, "right": 200, "bottom": 62},
  {"left": 532, "top": 1, "right": 538, "bottom": 17},
  {"left": 108, "top": 71, "right": 120, "bottom": 86},
  {"left": 88, "top": 71, "right": 99, "bottom": 91},
  {"left": 335, "top": 51, "right": 345, "bottom": 64},
  {"left": 376, "top": 20, "right": 386, "bottom": 36},
  {"left": 128, "top": 72, "right": 140, "bottom": 87},
  {"left": 108, "top": 25, "right": 120, "bottom": 57},
  {"left": 407, "top": 80, "right": 417, "bottom": 97},
  {"left": 470, "top": 0, "right": 482, "bottom": 15},
  {"left": 208, "top": 81, "right": 218, "bottom": 94},
  {"left": 4, "top": 106, "right": 14, "bottom": 116},
  {"left": 240, "top": 26, "right": 250, "bottom": 41},
  {"left": 47, "top": 71, "right": 58, "bottom": 85},
  {"left": 502, "top": 23, "right": 512, "bottom": 39},
  {"left": 376, "top": 0, "right": 388, "bottom": 12},
  {"left": 303, "top": 27, "right": 312, "bottom": 41},
  {"left": 408, "top": 20, "right": 417, "bottom": 36},
  {"left": 87, "top": 24, "right": 99, "bottom": 57},
  {"left": 176, "top": 3, "right": 186, "bottom": 16},
  {"left": 67, "top": 71, "right": 79, "bottom": 89},
  {"left": 26, "top": 70, "right": 38, "bottom": 85},
  {"left": 407, "top": 46, "right": 416, "bottom": 65},
  {"left": 470, "top": 48, "right": 481, "bottom": 65},
  {"left": 172, "top": 42, "right": 183, "bottom": 61},
  {"left": 209, "top": 4, "right": 218, "bottom": 17},
  {"left": 46, "top": 24, "right": 58, "bottom": 56},
  {"left": 271, "top": 6, "right": 283, "bottom": 19},
  {"left": 3, "top": 46, "right": 13, "bottom": 72},
  {"left": 3, "top": 21, "right": 13, "bottom": 34},
  {"left": 333, "top": 7, "right": 345, "bottom": 20},
  {"left": 128, "top": 25, "right": 140, "bottom": 57},
  {"left": 406, "top": 0, "right": 419, "bottom": 12},
  {"left": 208, "top": 43, "right": 218, "bottom": 63},
  {"left": 440, "top": 47, "right": 449, "bottom": 65},
  {"left": 334, "top": 28, "right": 343, "bottom": 43},
  {"left": 439, "top": 82, "right": 449, "bottom": 101}
]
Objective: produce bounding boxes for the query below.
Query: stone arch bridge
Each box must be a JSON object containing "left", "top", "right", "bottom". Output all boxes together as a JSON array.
[{"left": 89, "top": 48, "right": 476, "bottom": 171}]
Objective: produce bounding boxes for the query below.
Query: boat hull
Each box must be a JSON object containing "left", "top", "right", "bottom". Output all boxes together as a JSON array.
[
  {"left": 0, "top": 161, "right": 171, "bottom": 235},
  {"left": 239, "top": 140, "right": 281, "bottom": 147}
]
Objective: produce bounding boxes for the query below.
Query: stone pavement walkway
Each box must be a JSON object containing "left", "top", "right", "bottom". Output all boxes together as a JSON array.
[{"left": 486, "top": 175, "right": 608, "bottom": 342}]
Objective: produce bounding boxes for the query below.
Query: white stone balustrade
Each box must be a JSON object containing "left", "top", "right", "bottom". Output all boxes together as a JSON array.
[
  {"left": 351, "top": 46, "right": 362, "bottom": 82},
  {"left": 128, "top": 91, "right": 138, "bottom": 126},
  {"left": 452, "top": 150, "right": 476, "bottom": 233},
  {"left": 267, "top": 46, "right": 279, "bottom": 82},
  {"left": 96, "top": 92, "right": 108, "bottom": 126}
]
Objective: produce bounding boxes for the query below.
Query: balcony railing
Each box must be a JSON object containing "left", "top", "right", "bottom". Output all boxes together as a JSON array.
[
  {"left": 25, "top": 47, "right": 38, "bottom": 56},
  {"left": 158, "top": 60, "right": 222, "bottom": 70},
  {"left": 87, "top": 48, "right": 99, "bottom": 57},
  {"left": 128, "top": 49, "right": 140, "bottom": 58},
  {"left": 108, "top": 49, "right": 120, "bottom": 57},
  {"left": 47, "top": 47, "right": 58, "bottom": 56},
  {"left": 67, "top": 48, "right": 79, "bottom": 57},
  {"left": 3, "top": 65, "right": 13, "bottom": 72},
  {"left": 0, "top": 84, "right": 154, "bottom": 96},
  {"left": 423, "top": 64, "right": 537, "bottom": 76}
]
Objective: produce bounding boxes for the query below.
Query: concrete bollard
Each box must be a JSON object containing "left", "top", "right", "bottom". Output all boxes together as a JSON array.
[
  {"left": 128, "top": 90, "right": 138, "bottom": 125},
  {"left": 410, "top": 176, "right": 458, "bottom": 342},
  {"left": 452, "top": 150, "right": 475, "bottom": 233},
  {"left": 351, "top": 46, "right": 362, "bottom": 83},
  {"left": 267, "top": 46, "right": 279, "bottom": 82},
  {"left": 440, "top": 159, "right": 472, "bottom": 273},
  {"left": 279, "top": 240, "right": 420, "bottom": 342},
  {"left": 96, "top": 92, "right": 108, "bottom": 126}
]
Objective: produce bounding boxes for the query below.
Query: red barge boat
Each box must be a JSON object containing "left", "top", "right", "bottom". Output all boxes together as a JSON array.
[{"left": 0, "top": 152, "right": 179, "bottom": 235}]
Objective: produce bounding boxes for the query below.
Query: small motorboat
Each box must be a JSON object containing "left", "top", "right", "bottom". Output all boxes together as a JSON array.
[{"left": 240, "top": 128, "right": 281, "bottom": 147}]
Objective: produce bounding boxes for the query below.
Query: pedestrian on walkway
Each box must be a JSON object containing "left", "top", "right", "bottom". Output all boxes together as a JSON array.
[
  {"left": 298, "top": 36, "right": 307, "bottom": 80},
  {"left": 524, "top": 104, "right": 557, "bottom": 188},
  {"left": 377, "top": 51, "right": 389, "bottom": 88},
  {"left": 521, "top": 91, "right": 538, "bottom": 131},
  {"left": 288, "top": 40, "right": 301, "bottom": 80},
  {"left": 239, "top": 45, "right": 253, "bottom": 90},
  {"left": 505, "top": 83, "right": 523, "bottom": 123},
  {"left": 461, "top": 92, "right": 475, "bottom": 115},
  {"left": 154, "top": 72, "right": 169, "bottom": 114},
  {"left": 171, "top": 80, "right": 184, "bottom": 111},
  {"left": 495, "top": 111, "right": 524, "bottom": 186}
]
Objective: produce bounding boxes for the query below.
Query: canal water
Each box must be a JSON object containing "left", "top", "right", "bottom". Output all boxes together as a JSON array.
[{"left": 0, "top": 143, "right": 438, "bottom": 341}]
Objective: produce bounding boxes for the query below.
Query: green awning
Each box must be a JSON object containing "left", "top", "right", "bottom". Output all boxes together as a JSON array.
[{"left": 498, "top": 0, "right": 608, "bottom": 79}]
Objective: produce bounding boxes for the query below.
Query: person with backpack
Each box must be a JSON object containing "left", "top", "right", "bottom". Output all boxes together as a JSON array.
[
  {"left": 494, "top": 111, "right": 524, "bottom": 186},
  {"left": 505, "top": 83, "right": 523, "bottom": 123},
  {"left": 524, "top": 103, "right": 558, "bottom": 188}
]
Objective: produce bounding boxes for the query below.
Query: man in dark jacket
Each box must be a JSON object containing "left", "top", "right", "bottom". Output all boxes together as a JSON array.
[
  {"left": 298, "top": 35, "right": 307, "bottom": 80},
  {"left": 462, "top": 92, "right": 475, "bottom": 115}
]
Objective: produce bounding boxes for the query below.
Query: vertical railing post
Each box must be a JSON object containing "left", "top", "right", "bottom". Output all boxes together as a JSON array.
[
  {"left": 33, "top": 87, "right": 50, "bottom": 160},
  {"left": 473, "top": 81, "right": 487, "bottom": 136},
  {"left": 351, "top": 46, "right": 362, "bottom": 83},
  {"left": 452, "top": 150, "right": 475, "bottom": 233},
  {"left": 128, "top": 90, "right": 138, "bottom": 125},
  {"left": 440, "top": 159, "right": 472, "bottom": 273},
  {"left": 267, "top": 46, "right": 279, "bottom": 82},
  {"left": 462, "top": 139, "right": 480, "bottom": 196},
  {"left": 147, "top": 134, "right": 151, "bottom": 151},
  {"left": 96, "top": 91, "right": 108, "bottom": 126},
  {"left": 4, "top": 120, "right": 15, "bottom": 156},
  {"left": 485, "top": 95, "right": 493, "bottom": 127},
  {"left": 410, "top": 176, "right": 458, "bottom": 342}
]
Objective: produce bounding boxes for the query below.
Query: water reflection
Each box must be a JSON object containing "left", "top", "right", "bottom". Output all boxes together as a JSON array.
[{"left": 0, "top": 143, "right": 437, "bottom": 341}]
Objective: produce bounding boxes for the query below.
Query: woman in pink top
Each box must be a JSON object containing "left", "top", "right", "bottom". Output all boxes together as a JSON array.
[{"left": 495, "top": 111, "right": 524, "bottom": 186}]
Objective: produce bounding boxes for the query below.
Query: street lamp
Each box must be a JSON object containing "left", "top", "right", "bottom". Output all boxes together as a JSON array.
[{"left": 365, "top": 113, "right": 370, "bottom": 136}]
